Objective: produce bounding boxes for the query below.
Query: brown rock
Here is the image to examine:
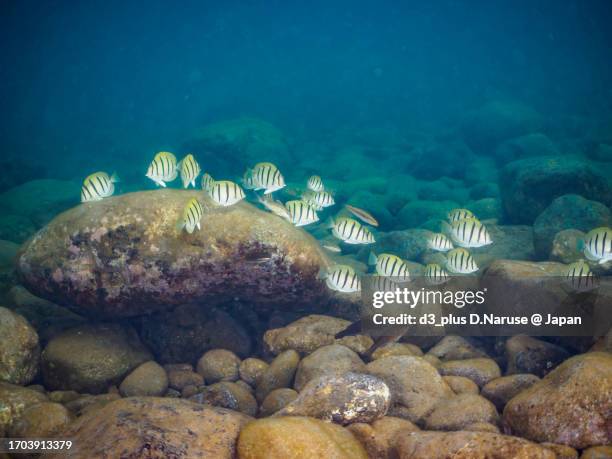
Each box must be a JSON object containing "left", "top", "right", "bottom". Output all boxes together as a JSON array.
[
  {"left": 167, "top": 369, "right": 203, "bottom": 391},
  {"left": 371, "top": 342, "right": 423, "bottom": 360},
  {"left": 64, "top": 393, "right": 121, "bottom": 417},
  {"left": 505, "top": 335, "right": 570, "bottom": 377},
  {"left": 0, "top": 307, "right": 40, "bottom": 385},
  {"left": 366, "top": 356, "right": 453, "bottom": 425},
  {"left": 239, "top": 358, "right": 269, "bottom": 387},
  {"left": 580, "top": 446, "right": 612, "bottom": 458},
  {"left": 8, "top": 402, "right": 72, "bottom": 438},
  {"left": 438, "top": 358, "right": 501, "bottom": 387},
  {"left": 442, "top": 376, "right": 479, "bottom": 395},
  {"left": 424, "top": 393, "right": 499, "bottom": 430},
  {"left": 49, "top": 397, "right": 252, "bottom": 459},
  {"left": 395, "top": 431, "right": 556, "bottom": 459},
  {"left": 293, "top": 344, "right": 366, "bottom": 391},
  {"left": 119, "top": 361, "right": 168, "bottom": 397},
  {"left": 481, "top": 374, "right": 540, "bottom": 410},
  {"left": 259, "top": 388, "right": 298, "bottom": 417},
  {"left": 540, "top": 443, "right": 578, "bottom": 459},
  {"left": 503, "top": 352, "right": 612, "bottom": 449},
  {"left": 196, "top": 349, "right": 241, "bottom": 384},
  {"left": 236, "top": 416, "right": 368, "bottom": 459},
  {"left": 17, "top": 190, "right": 344, "bottom": 318},
  {"left": 426, "top": 335, "right": 488, "bottom": 361},
  {"left": 255, "top": 350, "right": 300, "bottom": 402},
  {"left": 0, "top": 382, "right": 47, "bottom": 433},
  {"left": 190, "top": 381, "right": 257, "bottom": 417},
  {"left": 348, "top": 417, "right": 420, "bottom": 459},
  {"left": 463, "top": 422, "right": 500, "bottom": 433}
]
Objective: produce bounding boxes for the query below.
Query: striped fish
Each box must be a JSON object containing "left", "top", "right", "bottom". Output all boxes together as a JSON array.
[
  {"left": 249, "top": 162, "right": 285, "bottom": 194},
  {"left": 443, "top": 218, "right": 492, "bottom": 248},
  {"left": 285, "top": 200, "right": 319, "bottom": 227},
  {"left": 303, "top": 190, "right": 335, "bottom": 210},
  {"left": 178, "top": 198, "right": 204, "bottom": 234},
  {"left": 448, "top": 208, "right": 475, "bottom": 223},
  {"left": 146, "top": 151, "right": 178, "bottom": 187},
  {"left": 201, "top": 173, "right": 214, "bottom": 192},
  {"left": 446, "top": 248, "right": 478, "bottom": 274},
  {"left": 425, "top": 263, "right": 449, "bottom": 285},
  {"left": 81, "top": 171, "right": 118, "bottom": 202},
  {"left": 329, "top": 217, "right": 375, "bottom": 244},
  {"left": 320, "top": 264, "right": 361, "bottom": 293},
  {"left": 307, "top": 175, "right": 325, "bottom": 192},
  {"left": 368, "top": 252, "right": 410, "bottom": 281},
  {"left": 564, "top": 260, "right": 599, "bottom": 292},
  {"left": 428, "top": 233, "right": 454, "bottom": 252},
  {"left": 345, "top": 204, "right": 378, "bottom": 227},
  {"left": 583, "top": 227, "right": 612, "bottom": 265},
  {"left": 242, "top": 170, "right": 257, "bottom": 190},
  {"left": 177, "top": 154, "right": 200, "bottom": 188},
  {"left": 257, "top": 194, "right": 291, "bottom": 221},
  {"left": 208, "top": 180, "right": 245, "bottom": 207},
  {"left": 370, "top": 275, "right": 399, "bottom": 294}
]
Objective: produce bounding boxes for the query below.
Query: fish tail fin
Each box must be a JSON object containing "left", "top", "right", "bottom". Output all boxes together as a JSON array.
[
  {"left": 440, "top": 220, "right": 451, "bottom": 235},
  {"left": 176, "top": 159, "right": 183, "bottom": 171},
  {"left": 324, "top": 217, "right": 335, "bottom": 229},
  {"left": 368, "top": 251, "right": 378, "bottom": 266},
  {"left": 110, "top": 172, "right": 120, "bottom": 183}
]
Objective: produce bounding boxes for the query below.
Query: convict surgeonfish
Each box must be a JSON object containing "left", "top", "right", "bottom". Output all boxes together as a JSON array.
[
  {"left": 242, "top": 170, "right": 257, "bottom": 190},
  {"left": 307, "top": 175, "right": 325, "bottom": 192},
  {"left": 345, "top": 204, "right": 378, "bottom": 227},
  {"left": 448, "top": 208, "right": 475, "bottom": 223},
  {"left": 285, "top": 200, "right": 319, "bottom": 227},
  {"left": 564, "top": 259, "right": 599, "bottom": 292},
  {"left": 248, "top": 162, "right": 285, "bottom": 194},
  {"left": 257, "top": 194, "right": 291, "bottom": 221},
  {"left": 208, "top": 180, "right": 245, "bottom": 207},
  {"left": 442, "top": 218, "right": 492, "bottom": 248},
  {"left": 582, "top": 227, "right": 612, "bottom": 265},
  {"left": 81, "top": 171, "right": 119, "bottom": 202},
  {"left": 146, "top": 151, "right": 178, "bottom": 187},
  {"left": 201, "top": 173, "right": 214, "bottom": 192},
  {"left": 425, "top": 263, "right": 449, "bottom": 285},
  {"left": 319, "top": 264, "right": 361, "bottom": 293},
  {"left": 329, "top": 217, "right": 375, "bottom": 245},
  {"left": 178, "top": 198, "right": 204, "bottom": 234},
  {"left": 428, "top": 232, "right": 454, "bottom": 252},
  {"left": 446, "top": 248, "right": 478, "bottom": 274},
  {"left": 368, "top": 252, "right": 410, "bottom": 281},
  {"left": 302, "top": 190, "right": 335, "bottom": 210},
  {"left": 177, "top": 153, "right": 200, "bottom": 188}
]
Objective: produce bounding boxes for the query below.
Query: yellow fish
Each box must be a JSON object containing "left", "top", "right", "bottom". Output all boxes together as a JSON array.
[
  {"left": 368, "top": 252, "right": 410, "bottom": 280},
  {"left": 177, "top": 154, "right": 200, "bottom": 188},
  {"left": 307, "top": 175, "right": 325, "bottom": 192},
  {"left": 425, "top": 263, "right": 449, "bottom": 285},
  {"left": 319, "top": 264, "right": 361, "bottom": 293},
  {"left": 208, "top": 180, "right": 245, "bottom": 206},
  {"left": 329, "top": 217, "right": 375, "bottom": 244},
  {"left": 146, "top": 152, "right": 178, "bottom": 187},
  {"left": 285, "top": 200, "right": 319, "bottom": 227},
  {"left": 178, "top": 198, "right": 204, "bottom": 234},
  {"left": 201, "top": 173, "right": 214, "bottom": 192},
  {"left": 582, "top": 227, "right": 612, "bottom": 264},
  {"left": 448, "top": 208, "right": 475, "bottom": 223},
  {"left": 248, "top": 162, "right": 285, "bottom": 194},
  {"left": 81, "top": 171, "right": 119, "bottom": 202},
  {"left": 443, "top": 218, "right": 492, "bottom": 248},
  {"left": 446, "top": 248, "right": 478, "bottom": 274}
]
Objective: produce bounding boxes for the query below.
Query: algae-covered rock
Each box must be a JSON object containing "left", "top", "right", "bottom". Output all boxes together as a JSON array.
[
  {"left": 426, "top": 335, "right": 489, "bottom": 361},
  {"left": 259, "top": 388, "right": 298, "bottom": 417},
  {"left": 293, "top": 344, "right": 366, "bottom": 391},
  {"left": 49, "top": 397, "right": 252, "bottom": 459},
  {"left": 41, "top": 323, "right": 152, "bottom": 394},
  {"left": 481, "top": 374, "right": 540, "bottom": 410},
  {"left": 438, "top": 358, "right": 501, "bottom": 388},
  {"left": 347, "top": 416, "right": 420, "bottom": 459},
  {"left": 236, "top": 416, "right": 368, "bottom": 459},
  {"left": 119, "top": 361, "right": 168, "bottom": 397},
  {"left": 0, "top": 307, "right": 40, "bottom": 385},
  {"left": 443, "top": 375, "right": 479, "bottom": 395},
  {"left": 503, "top": 352, "right": 612, "bottom": 449},
  {"left": 500, "top": 156, "right": 612, "bottom": 224},
  {"left": 255, "top": 350, "right": 300, "bottom": 402},
  {"left": 533, "top": 194, "right": 610, "bottom": 258},
  {"left": 424, "top": 393, "right": 499, "bottom": 431},
  {"left": 0, "top": 382, "right": 48, "bottom": 434},
  {"left": 396, "top": 431, "right": 555, "bottom": 459},
  {"left": 276, "top": 372, "right": 390, "bottom": 425},
  {"left": 17, "top": 189, "right": 341, "bottom": 318},
  {"left": 551, "top": 229, "right": 585, "bottom": 263},
  {"left": 505, "top": 335, "right": 570, "bottom": 377},
  {"left": 196, "top": 349, "right": 241, "bottom": 384},
  {"left": 191, "top": 381, "right": 258, "bottom": 417},
  {"left": 0, "top": 214, "right": 37, "bottom": 244},
  {"left": 239, "top": 358, "right": 269, "bottom": 387},
  {"left": 8, "top": 401, "right": 72, "bottom": 439},
  {"left": 496, "top": 132, "right": 560, "bottom": 164}
]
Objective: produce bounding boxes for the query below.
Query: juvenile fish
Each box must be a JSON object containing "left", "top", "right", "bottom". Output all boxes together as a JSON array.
[
  {"left": 257, "top": 194, "right": 291, "bottom": 222},
  {"left": 345, "top": 204, "right": 379, "bottom": 227},
  {"left": 285, "top": 200, "right": 319, "bottom": 226},
  {"left": 146, "top": 151, "right": 178, "bottom": 187},
  {"left": 319, "top": 264, "right": 361, "bottom": 293},
  {"left": 428, "top": 232, "right": 454, "bottom": 252},
  {"left": 178, "top": 198, "right": 204, "bottom": 234},
  {"left": 307, "top": 175, "right": 325, "bottom": 192},
  {"left": 81, "top": 171, "right": 119, "bottom": 202},
  {"left": 446, "top": 248, "right": 478, "bottom": 274},
  {"left": 249, "top": 162, "right": 285, "bottom": 194},
  {"left": 582, "top": 227, "right": 612, "bottom": 264},
  {"left": 368, "top": 252, "right": 410, "bottom": 281},
  {"left": 448, "top": 208, "right": 475, "bottom": 223},
  {"left": 208, "top": 180, "right": 245, "bottom": 206},
  {"left": 329, "top": 217, "right": 375, "bottom": 244},
  {"left": 443, "top": 218, "right": 492, "bottom": 248},
  {"left": 425, "top": 263, "right": 449, "bottom": 285},
  {"left": 177, "top": 153, "right": 201, "bottom": 188},
  {"left": 201, "top": 173, "right": 214, "bottom": 192},
  {"left": 564, "top": 259, "right": 599, "bottom": 292}
]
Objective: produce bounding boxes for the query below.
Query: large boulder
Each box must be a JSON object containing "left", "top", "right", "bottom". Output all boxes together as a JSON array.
[
  {"left": 0, "top": 307, "right": 40, "bottom": 385},
  {"left": 184, "top": 117, "right": 290, "bottom": 174},
  {"left": 503, "top": 352, "right": 612, "bottom": 449},
  {"left": 500, "top": 156, "right": 612, "bottom": 224},
  {"left": 460, "top": 100, "right": 542, "bottom": 154},
  {"left": 17, "top": 189, "right": 342, "bottom": 318},
  {"left": 533, "top": 194, "right": 610, "bottom": 258},
  {"left": 48, "top": 397, "right": 252, "bottom": 459},
  {"left": 41, "top": 323, "right": 152, "bottom": 394},
  {"left": 495, "top": 132, "right": 560, "bottom": 164}
]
